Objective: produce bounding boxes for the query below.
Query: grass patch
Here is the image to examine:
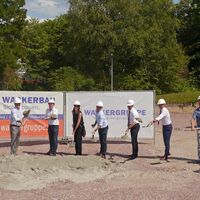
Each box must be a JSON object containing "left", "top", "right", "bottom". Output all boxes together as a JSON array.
[{"left": 156, "top": 91, "right": 200, "bottom": 104}]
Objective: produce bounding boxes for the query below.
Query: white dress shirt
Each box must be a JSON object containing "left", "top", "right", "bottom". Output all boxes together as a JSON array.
[
  {"left": 10, "top": 107, "right": 24, "bottom": 126},
  {"left": 127, "top": 107, "right": 139, "bottom": 126},
  {"left": 45, "top": 107, "right": 59, "bottom": 125},
  {"left": 156, "top": 107, "right": 172, "bottom": 126},
  {"left": 95, "top": 110, "right": 108, "bottom": 128}
]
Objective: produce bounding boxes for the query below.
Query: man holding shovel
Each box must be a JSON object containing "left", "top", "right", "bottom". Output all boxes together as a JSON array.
[
  {"left": 151, "top": 99, "right": 172, "bottom": 162},
  {"left": 125, "top": 100, "right": 140, "bottom": 160},
  {"left": 92, "top": 101, "right": 108, "bottom": 159},
  {"left": 191, "top": 96, "right": 200, "bottom": 162},
  {"left": 45, "top": 99, "right": 59, "bottom": 156},
  {"left": 10, "top": 97, "right": 30, "bottom": 155},
  {"left": 10, "top": 97, "right": 24, "bottom": 155}
]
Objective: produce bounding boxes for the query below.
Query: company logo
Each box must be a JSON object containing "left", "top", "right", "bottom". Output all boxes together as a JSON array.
[
  {"left": 84, "top": 109, "right": 146, "bottom": 116},
  {"left": 2, "top": 97, "right": 56, "bottom": 104}
]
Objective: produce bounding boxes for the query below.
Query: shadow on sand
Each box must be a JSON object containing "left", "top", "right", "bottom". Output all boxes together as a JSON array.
[
  {"left": 22, "top": 151, "right": 90, "bottom": 156},
  {"left": 0, "top": 140, "right": 49, "bottom": 148}
]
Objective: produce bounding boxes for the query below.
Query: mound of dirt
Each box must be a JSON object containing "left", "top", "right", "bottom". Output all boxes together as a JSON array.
[{"left": 0, "top": 154, "right": 121, "bottom": 191}]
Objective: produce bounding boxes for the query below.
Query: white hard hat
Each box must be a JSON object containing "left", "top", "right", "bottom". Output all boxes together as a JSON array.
[
  {"left": 127, "top": 99, "right": 134, "bottom": 106},
  {"left": 48, "top": 99, "right": 55, "bottom": 104},
  {"left": 74, "top": 100, "right": 81, "bottom": 106},
  {"left": 14, "top": 97, "right": 21, "bottom": 104},
  {"left": 197, "top": 96, "right": 200, "bottom": 101},
  {"left": 157, "top": 99, "right": 166, "bottom": 105},
  {"left": 96, "top": 101, "right": 103, "bottom": 107}
]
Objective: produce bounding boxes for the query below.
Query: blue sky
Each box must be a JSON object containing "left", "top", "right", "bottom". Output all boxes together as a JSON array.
[
  {"left": 25, "top": 0, "right": 180, "bottom": 21},
  {"left": 25, "top": 0, "right": 69, "bottom": 21}
]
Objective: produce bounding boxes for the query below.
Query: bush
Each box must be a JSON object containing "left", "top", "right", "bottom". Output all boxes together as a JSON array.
[
  {"left": 156, "top": 91, "right": 200, "bottom": 104},
  {"left": 47, "top": 66, "right": 96, "bottom": 91}
]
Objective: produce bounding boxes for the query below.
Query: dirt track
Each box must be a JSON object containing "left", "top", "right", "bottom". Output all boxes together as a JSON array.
[{"left": 0, "top": 107, "right": 200, "bottom": 200}]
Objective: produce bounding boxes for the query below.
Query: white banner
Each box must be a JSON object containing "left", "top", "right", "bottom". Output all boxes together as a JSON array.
[
  {"left": 0, "top": 91, "right": 64, "bottom": 138},
  {"left": 66, "top": 91, "right": 154, "bottom": 139}
]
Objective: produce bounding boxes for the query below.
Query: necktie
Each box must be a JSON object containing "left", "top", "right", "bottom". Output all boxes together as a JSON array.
[
  {"left": 128, "top": 110, "right": 130, "bottom": 126},
  {"left": 158, "top": 109, "right": 162, "bottom": 125}
]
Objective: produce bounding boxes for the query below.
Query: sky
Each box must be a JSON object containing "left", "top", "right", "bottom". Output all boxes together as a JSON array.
[
  {"left": 25, "top": 0, "right": 70, "bottom": 21},
  {"left": 25, "top": 0, "right": 180, "bottom": 21}
]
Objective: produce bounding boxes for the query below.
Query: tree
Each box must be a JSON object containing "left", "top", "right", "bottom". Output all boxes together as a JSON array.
[
  {"left": 22, "top": 17, "right": 80, "bottom": 90},
  {"left": 118, "top": 0, "right": 189, "bottom": 93},
  {"left": 21, "top": 0, "right": 189, "bottom": 93},
  {"left": 177, "top": 0, "right": 200, "bottom": 88},
  {"left": 0, "top": 0, "right": 26, "bottom": 89},
  {"left": 63, "top": 0, "right": 188, "bottom": 93},
  {"left": 22, "top": 19, "right": 52, "bottom": 90},
  {"left": 47, "top": 66, "right": 95, "bottom": 91},
  {"left": 64, "top": 0, "right": 115, "bottom": 90}
]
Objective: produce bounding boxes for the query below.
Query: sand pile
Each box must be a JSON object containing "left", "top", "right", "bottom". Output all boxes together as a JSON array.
[{"left": 0, "top": 154, "right": 121, "bottom": 191}]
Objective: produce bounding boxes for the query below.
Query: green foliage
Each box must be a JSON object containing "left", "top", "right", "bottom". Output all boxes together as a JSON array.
[
  {"left": 3, "top": 0, "right": 196, "bottom": 93},
  {"left": 0, "top": 0, "right": 26, "bottom": 89},
  {"left": 64, "top": 0, "right": 188, "bottom": 93},
  {"left": 177, "top": 0, "right": 200, "bottom": 87},
  {"left": 47, "top": 67, "right": 95, "bottom": 91},
  {"left": 21, "top": 20, "right": 52, "bottom": 90},
  {"left": 2, "top": 65, "right": 22, "bottom": 90},
  {"left": 156, "top": 91, "right": 200, "bottom": 104}
]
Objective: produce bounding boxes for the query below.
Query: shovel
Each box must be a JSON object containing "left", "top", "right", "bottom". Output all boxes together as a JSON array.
[
  {"left": 121, "top": 132, "right": 129, "bottom": 140},
  {"left": 142, "top": 122, "right": 153, "bottom": 128},
  {"left": 90, "top": 131, "right": 98, "bottom": 142},
  {"left": 69, "top": 140, "right": 75, "bottom": 148}
]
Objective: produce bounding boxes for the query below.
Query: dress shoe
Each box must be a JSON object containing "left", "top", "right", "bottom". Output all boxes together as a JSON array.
[
  {"left": 129, "top": 154, "right": 138, "bottom": 157},
  {"left": 96, "top": 152, "right": 102, "bottom": 156},
  {"left": 160, "top": 153, "right": 171, "bottom": 158},
  {"left": 49, "top": 153, "right": 56, "bottom": 156},
  {"left": 160, "top": 156, "right": 165, "bottom": 160},
  {"left": 101, "top": 154, "right": 106, "bottom": 159},
  {"left": 129, "top": 155, "right": 137, "bottom": 160},
  {"left": 11, "top": 152, "right": 18, "bottom": 156},
  {"left": 160, "top": 155, "right": 169, "bottom": 161}
]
